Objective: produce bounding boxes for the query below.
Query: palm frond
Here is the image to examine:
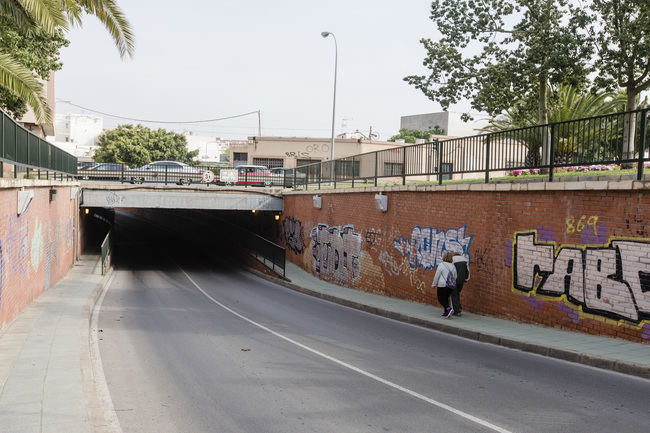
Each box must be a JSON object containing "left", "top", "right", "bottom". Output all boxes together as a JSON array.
[
  {"left": 73, "top": 0, "right": 135, "bottom": 58},
  {"left": 17, "top": 0, "right": 68, "bottom": 33},
  {"left": 0, "top": 0, "right": 35, "bottom": 31},
  {"left": 0, "top": 52, "right": 49, "bottom": 123}
]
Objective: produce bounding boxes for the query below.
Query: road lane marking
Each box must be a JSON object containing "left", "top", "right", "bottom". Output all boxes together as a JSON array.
[{"left": 180, "top": 267, "right": 513, "bottom": 433}]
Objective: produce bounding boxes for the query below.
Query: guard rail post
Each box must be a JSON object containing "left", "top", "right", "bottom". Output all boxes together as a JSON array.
[
  {"left": 402, "top": 148, "right": 407, "bottom": 185},
  {"left": 121, "top": 164, "right": 125, "bottom": 183},
  {"left": 549, "top": 124, "right": 555, "bottom": 182},
  {"left": 165, "top": 165, "right": 168, "bottom": 185},
  {"left": 484, "top": 135, "right": 491, "bottom": 184},
  {"left": 374, "top": 151, "right": 378, "bottom": 187},
  {"left": 245, "top": 169, "right": 248, "bottom": 188},
  {"left": 438, "top": 141, "right": 444, "bottom": 185},
  {"left": 637, "top": 109, "right": 648, "bottom": 181},
  {"left": 318, "top": 164, "right": 321, "bottom": 190}
]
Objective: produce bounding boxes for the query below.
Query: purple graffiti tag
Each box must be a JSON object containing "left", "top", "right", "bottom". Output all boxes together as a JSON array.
[
  {"left": 504, "top": 239, "right": 513, "bottom": 267},
  {"left": 558, "top": 303, "right": 580, "bottom": 324},
  {"left": 581, "top": 224, "right": 608, "bottom": 245},
  {"left": 642, "top": 324, "right": 650, "bottom": 340},
  {"left": 523, "top": 295, "right": 544, "bottom": 310},
  {"left": 536, "top": 226, "right": 556, "bottom": 242}
]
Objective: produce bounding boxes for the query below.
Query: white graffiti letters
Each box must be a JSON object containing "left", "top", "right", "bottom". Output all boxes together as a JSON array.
[
  {"left": 394, "top": 225, "right": 472, "bottom": 272},
  {"left": 282, "top": 217, "right": 304, "bottom": 253},
  {"left": 311, "top": 224, "right": 362, "bottom": 282},
  {"left": 513, "top": 232, "right": 650, "bottom": 322}
]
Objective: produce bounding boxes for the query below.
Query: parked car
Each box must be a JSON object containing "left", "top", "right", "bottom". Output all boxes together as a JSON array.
[
  {"left": 77, "top": 161, "right": 98, "bottom": 171},
  {"left": 78, "top": 163, "right": 129, "bottom": 181},
  {"left": 219, "top": 165, "right": 272, "bottom": 186},
  {"left": 128, "top": 161, "right": 202, "bottom": 185}
]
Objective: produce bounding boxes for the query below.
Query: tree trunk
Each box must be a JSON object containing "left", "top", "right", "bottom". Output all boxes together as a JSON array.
[
  {"left": 539, "top": 75, "right": 550, "bottom": 170},
  {"left": 621, "top": 88, "right": 638, "bottom": 168}
]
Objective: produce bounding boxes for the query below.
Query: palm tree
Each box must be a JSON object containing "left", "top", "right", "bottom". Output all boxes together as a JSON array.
[
  {"left": 483, "top": 85, "right": 647, "bottom": 166},
  {"left": 0, "top": 0, "right": 134, "bottom": 123}
]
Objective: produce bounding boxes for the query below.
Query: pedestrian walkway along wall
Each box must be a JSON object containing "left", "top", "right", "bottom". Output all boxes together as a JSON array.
[
  {"left": 0, "top": 180, "right": 79, "bottom": 330},
  {"left": 281, "top": 180, "right": 650, "bottom": 343}
]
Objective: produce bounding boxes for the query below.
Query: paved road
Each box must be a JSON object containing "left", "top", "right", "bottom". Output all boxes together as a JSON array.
[{"left": 99, "top": 213, "right": 650, "bottom": 433}]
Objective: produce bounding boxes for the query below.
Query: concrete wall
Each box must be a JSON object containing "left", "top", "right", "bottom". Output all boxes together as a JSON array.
[
  {"left": 281, "top": 181, "right": 650, "bottom": 343},
  {"left": 0, "top": 180, "right": 80, "bottom": 330}
]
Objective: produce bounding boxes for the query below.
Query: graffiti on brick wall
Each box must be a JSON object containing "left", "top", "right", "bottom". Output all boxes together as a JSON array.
[
  {"left": 282, "top": 217, "right": 305, "bottom": 253},
  {"left": 393, "top": 225, "right": 473, "bottom": 273},
  {"left": 3, "top": 212, "right": 30, "bottom": 277},
  {"left": 30, "top": 219, "right": 44, "bottom": 272},
  {"left": 365, "top": 228, "right": 383, "bottom": 252},
  {"left": 311, "top": 224, "right": 362, "bottom": 282},
  {"left": 513, "top": 231, "right": 650, "bottom": 323}
]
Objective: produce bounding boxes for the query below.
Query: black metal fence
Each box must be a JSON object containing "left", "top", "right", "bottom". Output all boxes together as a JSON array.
[
  {"left": 215, "top": 216, "right": 286, "bottom": 277},
  {"left": 289, "top": 108, "right": 649, "bottom": 188},
  {"left": 0, "top": 109, "right": 77, "bottom": 178},
  {"left": 77, "top": 164, "right": 299, "bottom": 187}
]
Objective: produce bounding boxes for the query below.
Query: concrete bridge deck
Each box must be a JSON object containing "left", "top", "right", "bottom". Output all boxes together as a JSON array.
[{"left": 79, "top": 181, "right": 284, "bottom": 211}]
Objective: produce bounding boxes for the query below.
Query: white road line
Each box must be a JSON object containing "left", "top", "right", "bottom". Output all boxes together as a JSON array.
[{"left": 179, "top": 267, "right": 514, "bottom": 433}]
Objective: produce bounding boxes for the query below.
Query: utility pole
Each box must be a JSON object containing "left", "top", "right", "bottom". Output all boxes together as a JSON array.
[{"left": 257, "top": 110, "right": 262, "bottom": 137}]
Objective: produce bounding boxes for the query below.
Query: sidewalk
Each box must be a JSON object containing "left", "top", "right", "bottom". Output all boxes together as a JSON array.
[
  {"left": 0, "top": 255, "right": 106, "bottom": 433},
  {"left": 261, "top": 261, "right": 650, "bottom": 379}
]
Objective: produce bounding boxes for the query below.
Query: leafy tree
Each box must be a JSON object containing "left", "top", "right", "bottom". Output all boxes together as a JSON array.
[
  {"left": 388, "top": 127, "right": 445, "bottom": 143},
  {"left": 0, "top": 0, "right": 135, "bottom": 123},
  {"left": 404, "top": 0, "right": 592, "bottom": 129},
  {"left": 0, "top": 16, "right": 68, "bottom": 118},
  {"left": 589, "top": 0, "right": 650, "bottom": 162},
  {"left": 94, "top": 124, "right": 199, "bottom": 168}
]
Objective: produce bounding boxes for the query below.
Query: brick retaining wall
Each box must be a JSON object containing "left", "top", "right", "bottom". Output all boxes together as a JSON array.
[
  {"left": 0, "top": 181, "right": 79, "bottom": 330},
  {"left": 281, "top": 181, "right": 650, "bottom": 343}
]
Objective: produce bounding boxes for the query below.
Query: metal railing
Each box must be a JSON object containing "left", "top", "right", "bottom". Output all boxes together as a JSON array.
[
  {"left": 77, "top": 164, "right": 298, "bottom": 187},
  {"left": 101, "top": 230, "right": 112, "bottom": 275},
  {"left": 0, "top": 108, "right": 77, "bottom": 178},
  {"left": 289, "top": 108, "right": 649, "bottom": 188},
  {"left": 214, "top": 216, "right": 286, "bottom": 277}
]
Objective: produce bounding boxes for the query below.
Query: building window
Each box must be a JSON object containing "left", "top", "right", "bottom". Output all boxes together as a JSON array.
[
  {"left": 335, "top": 160, "right": 360, "bottom": 178},
  {"left": 438, "top": 162, "right": 453, "bottom": 180},
  {"left": 252, "top": 157, "right": 284, "bottom": 168},
  {"left": 297, "top": 159, "right": 321, "bottom": 176},
  {"left": 384, "top": 162, "right": 403, "bottom": 176},
  {"left": 233, "top": 152, "right": 248, "bottom": 166}
]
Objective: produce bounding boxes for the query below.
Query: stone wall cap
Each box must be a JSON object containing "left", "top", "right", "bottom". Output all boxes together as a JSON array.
[{"left": 282, "top": 178, "right": 649, "bottom": 195}]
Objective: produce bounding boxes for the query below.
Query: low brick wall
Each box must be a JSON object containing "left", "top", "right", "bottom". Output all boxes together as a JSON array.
[
  {"left": 0, "top": 180, "right": 79, "bottom": 330},
  {"left": 281, "top": 180, "right": 650, "bottom": 343}
]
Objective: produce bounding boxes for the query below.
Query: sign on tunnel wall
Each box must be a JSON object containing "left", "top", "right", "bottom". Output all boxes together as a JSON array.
[{"left": 281, "top": 189, "right": 650, "bottom": 344}]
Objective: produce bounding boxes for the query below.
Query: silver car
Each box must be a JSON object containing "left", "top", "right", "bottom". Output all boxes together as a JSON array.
[{"left": 129, "top": 161, "right": 202, "bottom": 185}]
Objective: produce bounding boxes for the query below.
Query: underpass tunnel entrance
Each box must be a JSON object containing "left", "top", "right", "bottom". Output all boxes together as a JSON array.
[
  {"left": 96, "top": 208, "right": 284, "bottom": 275},
  {"left": 79, "top": 206, "right": 114, "bottom": 254}
]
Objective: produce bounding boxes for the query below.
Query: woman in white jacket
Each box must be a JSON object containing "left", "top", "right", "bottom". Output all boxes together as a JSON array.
[{"left": 431, "top": 252, "right": 458, "bottom": 318}]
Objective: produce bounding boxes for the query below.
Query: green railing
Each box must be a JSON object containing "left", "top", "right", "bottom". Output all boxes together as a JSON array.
[
  {"left": 101, "top": 230, "right": 112, "bottom": 275},
  {"left": 0, "top": 108, "right": 77, "bottom": 178}
]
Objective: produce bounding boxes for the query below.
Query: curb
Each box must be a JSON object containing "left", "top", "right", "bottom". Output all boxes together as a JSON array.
[
  {"left": 80, "top": 260, "right": 121, "bottom": 433},
  {"left": 246, "top": 268, "right": 650, "bottom": 380}
]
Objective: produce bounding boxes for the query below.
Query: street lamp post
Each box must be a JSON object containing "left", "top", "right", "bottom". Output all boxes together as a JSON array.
[{"left": 321, "top": 31, "right": 337, "bottom": 183}]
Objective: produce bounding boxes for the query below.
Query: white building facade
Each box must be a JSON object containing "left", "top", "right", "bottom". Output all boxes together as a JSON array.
[
  {"left": 52, "top": 113, "right": 104, "bottom": 157},
  {"left": 400, "top": 111, "right": 490, "bottom": 137}
]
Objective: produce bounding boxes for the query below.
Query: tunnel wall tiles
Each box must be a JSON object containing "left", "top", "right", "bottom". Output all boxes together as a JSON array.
[
  {"left": 281, "top": 190, "right": 650, "bottom": 343},
  {"left": 0, "top": 186, "right": 78, "bottom": 330}
]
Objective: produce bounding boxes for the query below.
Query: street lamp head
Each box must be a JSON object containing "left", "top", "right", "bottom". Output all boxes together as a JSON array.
[{"left": 321, "top": 31, "right": 331, "bottom": 38}]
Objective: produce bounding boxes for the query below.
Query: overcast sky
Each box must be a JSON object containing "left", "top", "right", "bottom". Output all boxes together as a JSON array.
[{"left": 55, "top": 0, "right": 466, "bottom": 140}]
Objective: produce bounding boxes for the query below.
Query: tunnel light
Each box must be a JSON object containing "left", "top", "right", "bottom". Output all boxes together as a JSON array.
[
  {"left": 252, "top": 209, "right": 256, "bottom": 214},
  {"left": 84, "top": 208, "right": 89, "bottom": 215},
  {"left": 274, "top": 214, "right": 280, "bottom": 221}
]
